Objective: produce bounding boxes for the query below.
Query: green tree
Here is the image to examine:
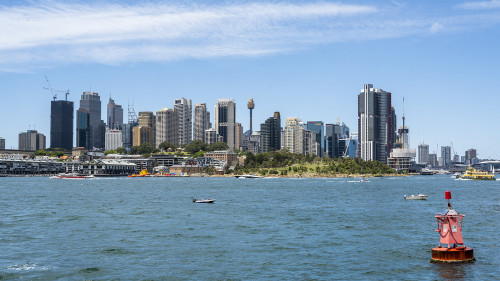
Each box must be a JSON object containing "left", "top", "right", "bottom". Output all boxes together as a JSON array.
[
  {"left": 208, "top": 141, "right": 229, "bottom": 151},
  {"left": 116, "top": 147, "right": 128, "bottom": 155},
  {"left": 34, "top": 149, "right": 47, "bottom": 156},
  {"left": 137, "top": 143, "right": 154, "bottom": 154},
  {"left": 158, "top": 141, "right": 176, "bottom": 152},
  {"left": 184, "top": 140, "right": 208, "bottom": 154},
  {"left": 104, "top": 150, "right": 117, "bottom": 156}
]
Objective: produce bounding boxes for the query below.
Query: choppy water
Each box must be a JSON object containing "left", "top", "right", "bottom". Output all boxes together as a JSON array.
[{"left": 0, "top": 175, "right": 498, "bottom": 280}]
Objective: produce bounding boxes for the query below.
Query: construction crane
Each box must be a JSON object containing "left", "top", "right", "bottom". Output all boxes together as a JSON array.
[
  {"left": 451, "top": 142, "right": 459, "bottom": 162},
  {"left": 44, "top": 76, "right": 70, "bottom": 101}
]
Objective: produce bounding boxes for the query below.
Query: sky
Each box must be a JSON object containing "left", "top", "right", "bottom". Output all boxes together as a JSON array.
[{"left": 1, "top": 0, "right": 499, "bottom": 159}]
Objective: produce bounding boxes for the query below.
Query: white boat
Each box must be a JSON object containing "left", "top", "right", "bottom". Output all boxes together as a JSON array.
[
  {"left": 52, "top": 173, "right": 95, "bottom": 179},
  {"left": 192, "top": 198, "right": 215, "bottom": 203},
  {"left": 404, "top": 193, "right": 429, "bottom": 200},
  {"left": 234, "top": 174, "right": 262, "bottom": 179}
]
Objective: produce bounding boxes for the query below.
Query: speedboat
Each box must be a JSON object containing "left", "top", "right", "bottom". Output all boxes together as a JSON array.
[
  {"left": 404, "top": 193, "right": 429, "bottom": 200},
  {"left": 192, "top": 198, "right": 215, "bottom": 203}
]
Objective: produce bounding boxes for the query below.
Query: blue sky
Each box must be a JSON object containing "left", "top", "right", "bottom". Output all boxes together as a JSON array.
[{"left": 1, "top": 0, "right": 499, "bottom": 159}]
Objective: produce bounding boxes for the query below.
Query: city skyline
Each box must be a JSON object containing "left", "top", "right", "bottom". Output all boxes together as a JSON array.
[{"left": 1, "top": 0, "right": 499, "bottom": 159}]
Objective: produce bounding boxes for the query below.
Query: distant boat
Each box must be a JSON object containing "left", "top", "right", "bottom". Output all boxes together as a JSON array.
[
  {"left": 51, "top": 173, "right": 95, "bottom": 179},
  {"left": 192, "top": 198, "right": 215, "bottom": 203},
  {"left": 234, "top": 174, "right": 262, "bottom": 179},
  {"left": 404, "top": 193, "right": 429, "bottom": 200}
]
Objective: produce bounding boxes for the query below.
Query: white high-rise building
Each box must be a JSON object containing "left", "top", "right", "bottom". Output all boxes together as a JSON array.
[
  {"left": 214, "top": 99, "right": 236, "bottom": 150},
  {"left": 156, "top": 108, "right": 178, "bottom": 147},
  {"left": 105, "top": 129, "right": 122, "bottom": 151},
  {"left": 194, "top": 103, "right": 210, "bottom": 142},
  {"left": 284, "top": 117, "right": 303, "bottom": 154},
  {"left": 174, "top": 97, "right": 192, "bottom": 146}
]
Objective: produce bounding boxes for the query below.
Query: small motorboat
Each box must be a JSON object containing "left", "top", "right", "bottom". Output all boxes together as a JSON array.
[
  {"left": 192, "top": 198, "right": 215, "bottom": 203},
  {"left": 234, "top": 174, "right": 262, "bottom": 179},
  {"left": 404, "top": 193, "right": 429, "bottom": 200}
]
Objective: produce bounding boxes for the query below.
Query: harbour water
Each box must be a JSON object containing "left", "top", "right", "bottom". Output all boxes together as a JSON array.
[{"left": 0, "top": 175, "right": 498, "bottom": 280}]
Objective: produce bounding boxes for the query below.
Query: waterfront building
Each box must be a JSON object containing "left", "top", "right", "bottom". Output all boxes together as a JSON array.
[
  {"left": 138, "top": 111, "right": 155, "bottom": 147},
  {"left": 418, "top": 143, "right": 430, "bottom": 165},
  {"left": 307, "top": 121, "right": 324, "bottom": 157},
  {"left": 235, "top": 123, "right": 243, "bottom": 150},
  {"left": 18, "top": 130, "right": 45, "bottom": 151},
  {"left": 441, "top": 146, "right": 452, "bottom": 167},
  {"left": 465, "top": 149, "right": 477, "bottom": 165},
  {"left": 260, "top": 112, "right": 281, "bottom": 153},
  {"left": 284, "top": 117, "right": 303, "bottom": 154},
  {"left": 105, "top": 129, "right": 122, "bottom": 151},
  {"left": 156, "top": 108, "right": 178, "bottom": 147},
  {"left": 174, "top": 97, "right": 192, "bottom": 145},
  {"left": 76, "top": 109, "right": 90, "bottom": 149},
  {"left": 0, "top": 137, "right": 5, "bottom": 149},
  {"left": 357, "top": 84, "right": 394, "bottom": 163},
  {"left": 50, "top": 99, "right": 74, "bottom": 150},
  {"left": 107, "top": 98, "right": 123, "bottom": 130},
  {"left": 194, "top": 103, "right": 210, "bottom": 142},
  {"left": 78, "top": 91, "right": 105, "bottom": 150},
  {"left": 204, "top": 150, "right": 238, "bottom": 167},
  {"left": 0, "top": 155, "right": 64, "bottom": 175},
  {"left": 132, "top": 126, "right": 153, "bottom": 147},
  {"left": 214, "top": 99, "right": 236, "bottom": 150},
  {"left": 205, "top": 128, "right": 224, "bottom": 145}
]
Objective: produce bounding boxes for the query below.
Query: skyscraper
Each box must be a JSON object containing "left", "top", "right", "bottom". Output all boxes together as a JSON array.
[
  {"left": 465, "top": 149, "right": 477, "bottom": 165},
  {"left": 107, "top": 98, "right": 123, "bottom": 130},
  {"left": 358, "top": 84, "right": 394, "bottom": 163},
  {"left": 307, "top": 121, "right": 324, "bottom": 157},
  {"left": 174, "top": 97, "right": 192, "bottom": 145},
  {"left": 441, "top": 146, "right": 452, "bottom": 167},
  {"left": 156, "top": 108, "right": 178, "bottom": 147},
  {"left": 78, "top": 91, "right": 105, "bottom": 150},
  {"left": 215, "top": 99, "right": 236, "bottom": 150},
  {"left": 284, "top": 117, "right": 303, "bottom": 154},
  {"left": 260, "top": 112, "right": 281, "bottom": 153},
  {"left": 0, "top": 137, "right": 5, "bottom": 149},
  {"left": 138, "top": 111, "right": 155, "bottom": 147},
  {"left": 133, "top": 126, "right": 153, "bottom": 147},
  {"left": 76, "top": 109, "right": 90, "bottom": 148},
  {"left": 418, "top": 143, "right": 430, "bottom": 164},
  {"left": 19, "top": 130, "right": 46, "bottom": 151},
  {"left": 194, "top": 103, "right": 210, "bottom": 142},
  {"left": 235, "top": 123, "right": 243, "bottom": 150},
  {"left": 50, "top": 99, "right": 74, "bottom": 150}
]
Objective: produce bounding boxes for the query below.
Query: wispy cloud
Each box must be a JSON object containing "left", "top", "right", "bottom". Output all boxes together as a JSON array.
[
  {"left": 457, "top": 0, "right": 500, "bottom": 10},
  {"left": 0, "top": 1, "right": 499, "bottom": 72}
]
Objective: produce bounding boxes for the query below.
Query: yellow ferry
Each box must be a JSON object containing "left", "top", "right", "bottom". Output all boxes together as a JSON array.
[
  {"left": 128, "top": 169, "right": 151, "bottom": 178},
  {"left": 460, "top": 167, "right": 496, "bottom": 180}
]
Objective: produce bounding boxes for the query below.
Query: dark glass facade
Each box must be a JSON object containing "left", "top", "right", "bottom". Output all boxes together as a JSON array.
[
  {"left": 260, "top": 112, "right": 281, "bottom": 153},
  {"left": 76, "top": 109, "right": 90, "bottom": 149},
  {"left": 50, "top": 100, "right": 74, "bottom": 150}
]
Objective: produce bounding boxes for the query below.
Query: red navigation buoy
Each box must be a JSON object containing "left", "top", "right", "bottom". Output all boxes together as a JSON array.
[{"left": 431, "top": 191, "right": 475, "bottom": 263}]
